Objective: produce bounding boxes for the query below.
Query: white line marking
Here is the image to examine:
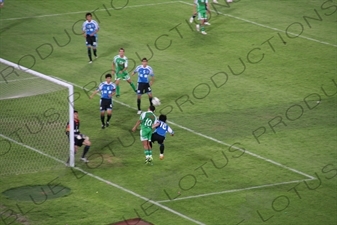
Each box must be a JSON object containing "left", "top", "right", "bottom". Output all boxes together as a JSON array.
[
  {"left": 0, "top": 134, "right": 206, "bottom": 225},
  {"left": 0, "top": 77, "right": 39, "bottom": 83},
  {"left": 0, "top": 134, "right": 66, "bottom": 164},
  {"left": 47, "top": 75, "right": 315, "bottom": 180},
  {"left": 157, "top": 179, "right": 313, "bottom": 203},
  {"left": 179, "top": 1, "right": 337, "bottom": 48},
  {"left": 0, "top": 1, "right": 179, "bottom": 21}
]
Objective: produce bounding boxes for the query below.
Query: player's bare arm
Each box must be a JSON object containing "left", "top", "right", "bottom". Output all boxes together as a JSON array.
[
  {"left": 207, "top": 3, "right": 211, "bottom": 14},
  {"left": 89, "top": 90, "right": 100, "bottom": 99},
  {"left": 152, "top": 122, "right": 160, "bottom": 129},
  {"left": 112, "top": 62, "right": 116, "bottom": 74},
  {"left": 109, "top": 90, "right": 116, "bottom": 98},
  {"left": 119, "top": 66, "right": 127, "bottom": 74},
  {"left": 149, "top": 76, "right": 154, "bottom": 86},
  {"left": 132, "top": 120, "right": 141, "bottom": 132},
  {"left": 90, "top": 28, "right": 98, "bottom": 36}
]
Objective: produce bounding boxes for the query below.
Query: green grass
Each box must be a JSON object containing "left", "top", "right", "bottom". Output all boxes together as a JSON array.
[{"left": 0, "top": 0, "right": 336, "bottom": 225}]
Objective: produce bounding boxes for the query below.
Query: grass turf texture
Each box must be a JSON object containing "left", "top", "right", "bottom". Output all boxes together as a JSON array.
[{"left": 0, "top": 0, "right": 336, "bottom": 225}]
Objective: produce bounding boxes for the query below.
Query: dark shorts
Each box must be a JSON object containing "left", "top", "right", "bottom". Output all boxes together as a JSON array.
[
  {"left": 86, "top": 35, "right": 97, "bottom": 47},
  {"left": 69, "top": 133, "right": 85, "bottom": 147},
  {"left": 100, "top": 98, "right": 112, "bottom": 111},
  {"left": 151, "top": 132, "right": 165, "bottom": 144},
  {"left": 75, "top": 137, "right": 85, "bottom": 147},
  {"left": 137, "top": 82, "right": 151, "bottom": 95}
]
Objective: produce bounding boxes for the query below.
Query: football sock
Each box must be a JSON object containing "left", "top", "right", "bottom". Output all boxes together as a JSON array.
[
  {"left": 137, "top": 99, "right": 141, "bottom": 110},
  {"left": 130, "top": 82, "right": 136, "bottom": 92},
  {"left": 149, "top": 97, "right": 153, "bottom": 106},
  {"left": 82, "top": 146, "right": 90, "bottom": 158},
  {"left": 107, "top": 114, "right": 112, "bottom": 122},
  {"left": 100, "top": 115, "right": 105, "bottom": 125},
  {"left": 201, "top": 26, "right": 205, "bottom": 32},
  {"left": 160, "top": 144, "right": 165, "bottom": 154},
  {"left": 87, "top": 48, "right": 92, "bottom": 61},
  {"left": 93, "top": 49, "right": 97, "bottom": 57},
  {"left": 116, "top": 85, "right": 120, "bottom": 96}
]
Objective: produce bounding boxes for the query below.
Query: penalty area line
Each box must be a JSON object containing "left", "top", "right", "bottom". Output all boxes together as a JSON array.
[
  {"left": 0, "top": 133, "right": 206, "bottom": 225},
  {"left": 157, "top": 179, "right": 314, "bottom": 203}
]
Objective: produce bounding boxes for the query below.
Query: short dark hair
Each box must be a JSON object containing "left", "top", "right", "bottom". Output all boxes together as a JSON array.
[
  {"left": 142, "top": 58, "right": 148, "bottom": 62},
  {"left": 74, "top": 110, "right": 78, "bottom": 113},
  {"left": 119, "top": 48, "right": 125, "bottom": 52},
  {"left": 159, "top": 114, "right": 167, "bottom": 122},
  {"left": 149, "top": 105, "right": 155, "bottom": 112},
  {"left": 105, "top": 74, "right": 112, "bottom": 78},
  {"left": 85, "top": 13, "right": 92, "bottom": 18}
]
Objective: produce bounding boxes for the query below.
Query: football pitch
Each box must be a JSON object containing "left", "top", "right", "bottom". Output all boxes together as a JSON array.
[{"left": 0, "top": 0, "right": 336, "bottom": 225}]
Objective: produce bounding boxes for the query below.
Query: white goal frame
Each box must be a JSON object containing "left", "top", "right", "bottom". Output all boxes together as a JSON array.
[{"left": 0, "top": 58, "right": 75, "bottom": 167}]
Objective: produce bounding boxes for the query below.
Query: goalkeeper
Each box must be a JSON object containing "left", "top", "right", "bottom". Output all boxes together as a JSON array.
[{"left": 66, "top": 110, "right": 91, "bottom": 164}]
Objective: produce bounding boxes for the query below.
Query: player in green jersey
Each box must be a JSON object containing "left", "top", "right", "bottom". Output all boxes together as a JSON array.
[
  {"left": 112, "top": 48, "right": 137, "bottom": 97},
  {"left": 132, "top": 105, "right": 157, "bottom": 164},
  {"left": 189, "top": 0, "right": 213, "bottom": 25},
  {"left": 194, "top": 0, "right": 209, "bottom": 35}
]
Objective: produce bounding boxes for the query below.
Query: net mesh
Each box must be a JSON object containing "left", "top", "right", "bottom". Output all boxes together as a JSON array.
[{"left": 0, "top": 62, "right": 70, "bottom": 175}]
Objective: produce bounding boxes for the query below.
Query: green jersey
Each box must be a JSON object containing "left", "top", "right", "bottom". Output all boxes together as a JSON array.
[
  {"left": 113, "top": 55, "right": 128, "bottom": 72},
  {"left": 195, "top": 0, "right": 208, "bottom": 13},
  {"left": 140, "top": 111, "right": 156, "bottom": 130}
]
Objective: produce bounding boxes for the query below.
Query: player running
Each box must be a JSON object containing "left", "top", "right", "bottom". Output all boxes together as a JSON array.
[
  {"left": 150, "top": 114, "right": 174, "bottom": 160},
  {"left": 132, "top": 57, "right": 155, "bottom": 115},
  {"left": 189, "top": 0, "right": 212, "bottom": 25},
  {"left": 192, "top": 0, "right": 210, "bottom": 35}
]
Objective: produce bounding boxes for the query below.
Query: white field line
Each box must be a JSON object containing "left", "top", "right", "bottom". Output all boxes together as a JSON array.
[
  {"left": 157, "top": 179, "right": 313, "bottom": 203},
  {"left": 0, "top": 1, "right": 179, "bottom": 21},
  {"left": 0, "top": 133, "right": 206, "bottom": 225},
  {"left": 0, "top": 77, "right": 39, "bottom": 83},
  {"left": 179, "top": 1, "right": 337, "bottom": 48},
  {"left": 48, "top": 76, "right": 315, "bottom": 180}
]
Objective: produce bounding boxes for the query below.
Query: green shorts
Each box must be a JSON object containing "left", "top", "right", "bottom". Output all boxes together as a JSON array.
[
  {"left": 198, "top": 11, "right": 207, "bottom": 20},
  {"left": 115, "top": 71, "right": 130, "bottom": 81},
  {"left": 140, "top": 128, "right": 152, "bottom": 141}
]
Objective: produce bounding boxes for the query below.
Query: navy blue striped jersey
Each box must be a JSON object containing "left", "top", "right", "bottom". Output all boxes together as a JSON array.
[
  {"left": 98, "top": 82, "right": 116, "bottom": 99},
  {"left": 82, "top": 20, "right": 99, "bottom": 36},
  {"left": 154, "top": 121, "right": 174, "bottom": 137},
  {"left": 134, "top": 65, "right": 154, "bottom": 83}
]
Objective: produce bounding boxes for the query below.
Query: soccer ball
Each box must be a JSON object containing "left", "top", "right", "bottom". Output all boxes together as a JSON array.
[{"left": 152, "top": 97, "right": 161, "bottom": 106}]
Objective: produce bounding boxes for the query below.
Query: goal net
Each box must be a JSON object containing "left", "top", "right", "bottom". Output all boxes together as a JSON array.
[{"left": 0, "top": 58, "right": 75, "bottom": 176}]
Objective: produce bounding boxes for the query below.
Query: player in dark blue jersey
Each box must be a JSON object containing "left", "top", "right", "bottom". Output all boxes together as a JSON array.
[
  {"left": 150, "top": 114, "right": 174, "bottom": 160},
  {"left": 131, "top": 58, "right": 155, "bottom": 115},
  {"left": 90, "top": 74, "right": 116, "bottom": 129},
  {"left": 82, "top": 13, "right": 99, "bottom": 64},
  {"left": 66, "top": 110, "right": 91, "bottom": 164}
]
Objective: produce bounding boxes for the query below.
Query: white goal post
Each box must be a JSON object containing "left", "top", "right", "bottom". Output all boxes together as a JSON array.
[{"left": 0, "top": 58, "right": 75, "bottom": 172}]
